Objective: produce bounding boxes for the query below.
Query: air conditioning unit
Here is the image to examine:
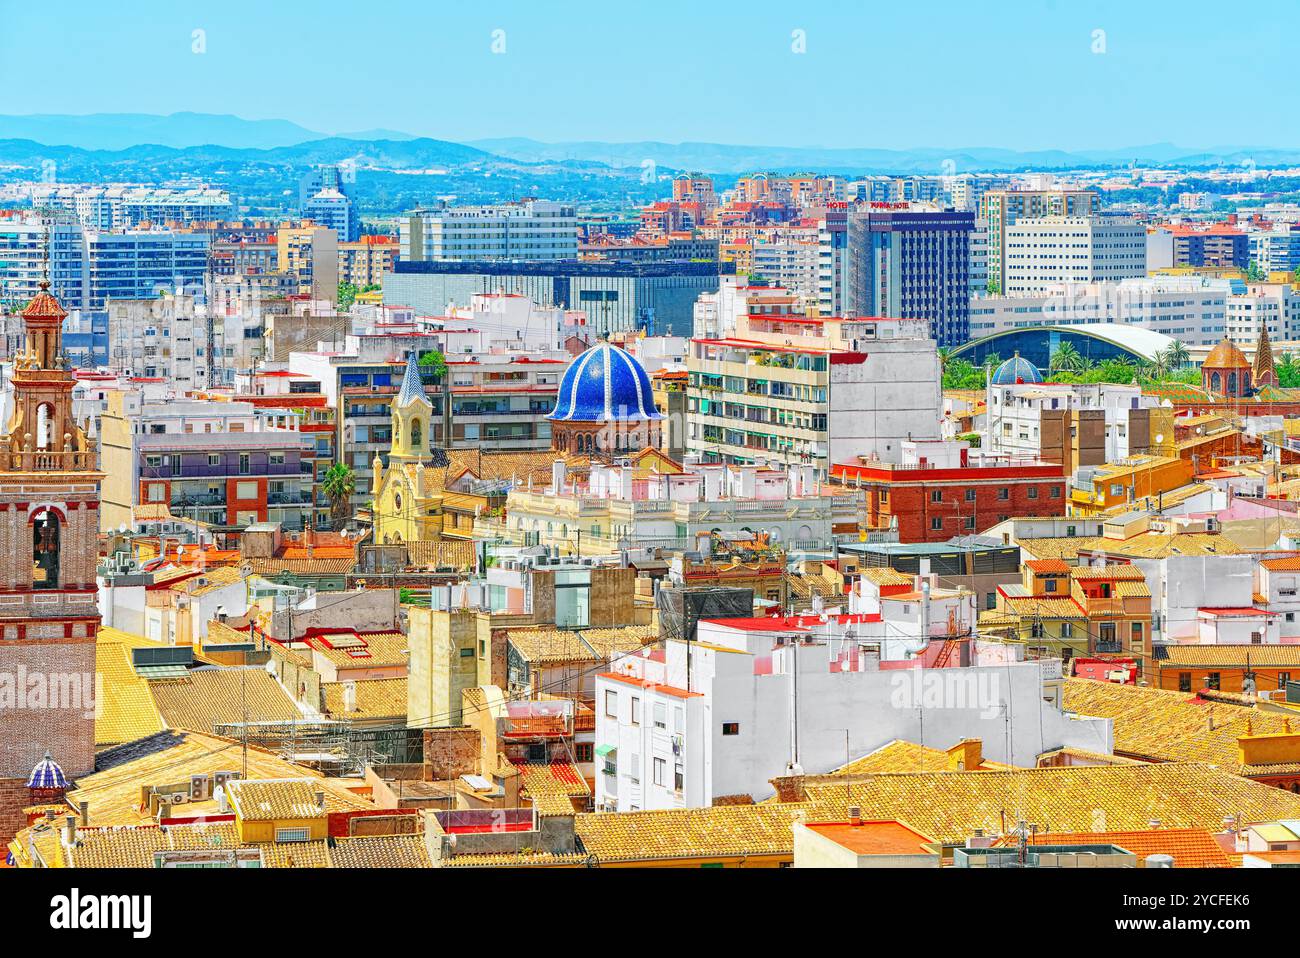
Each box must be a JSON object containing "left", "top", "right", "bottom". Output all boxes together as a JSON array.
[
  {"left": 189, "top": 774, "right": 211, "bottom": 801},
  {"left": 170, "top": 792, "right": 188, "bottom": 806},
  {"left": 213, "top": 770, "right": 241, "bottom": 790}
]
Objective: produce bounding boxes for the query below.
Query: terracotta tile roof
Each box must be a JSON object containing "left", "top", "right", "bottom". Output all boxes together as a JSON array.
[
  {"left": 403, "top": 539, "right": 477, "bottom": 570},
  {"left": 328, "top": 833, "right": 431, "bottom": 868},
  {"left": 95, "top": 630, "right": 165, "bottom": 748},
  {"left": 168, "top": 565, "right": 245, "bottom": 596},
  {"left": 225, "top": 778, "right": 331, "bottom": 822},
  {"left": 321, "top": 677, "right": 408, "bottom": 721},
  {"left": 574, "top": 803, "right": 804, "bottom": 863},
  {"left": 1062, "top": 678, "right": 1296, "bottom": 773},
  {"left": 993, "top": 827, "right": 1232, "bottom": 867},
  {"left": 507, "top": 630, "right": 598, "bottom": 666},
  {"left": 300, "top": 630, "right": 408, "bottom": 669},
  {"left": 517, "top": 761, "right": 590, "bottom": 800},
  {"left": 575, "top": 625, "right": 657, "bottom": 659},
  {"left": 796, "top": 763, "right": 1300, "bottom": 844},
  {"left": 67, "top": 730, "right": 371, "bottom": 827},
  {"left": 1025, "top": 559, "right": 1071, "bottom": 574},
  {"left": 148, "top": 666, "right": 301, "bottom": 731},
  {"left": 440, "top": 848, "right": 588, "bottom": 868},
  {"left": 834, "top": 740, "right": 1008, "bottom": 775},
  {"left": 1002, "top": 596, "right": 1085, "bottom": 618},
  {"left": 1070, "top": 564, "right": 1148, "bottom": 581},
  {"left": 246, "top": 556, "right": 356, "bottom": 576},
  {"left": 1156, "top": 644, "right": 1300, "bottom": 668}
]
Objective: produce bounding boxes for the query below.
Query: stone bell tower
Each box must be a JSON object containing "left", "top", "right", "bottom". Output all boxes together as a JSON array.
[{"left": 0, "top": 282, "right": 104, "bottom": 846}]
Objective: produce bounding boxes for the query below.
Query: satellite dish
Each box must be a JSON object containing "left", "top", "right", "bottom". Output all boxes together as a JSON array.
[{"left": 1154, "top": 434, "right": 1165, "bottom": 445}]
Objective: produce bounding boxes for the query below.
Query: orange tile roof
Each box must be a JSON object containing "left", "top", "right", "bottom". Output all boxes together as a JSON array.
[
  {"left": 995, "top": 828, "right": 1232, "bottom": 868},
  {"left": 1026, "top": 559, "right": 1071, "bottom": 574}
]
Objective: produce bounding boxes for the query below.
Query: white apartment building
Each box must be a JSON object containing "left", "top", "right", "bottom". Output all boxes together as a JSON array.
[
  {"left": 400, "top": 200, "right": 578, "bottom": 262},
  {"left": 492, "top": 457, "right": 862, "bottom": 555},
  {"left": 592, "top": 623, "right": 1110, "bottom": 810},
  {"left": 31, "top": 184, "right": 235, "bottom": 229},
  {"left": 688, "top": 306, "right": 941, "bottom": 474},
  {"left": 691, "top": 277, "right": 802, "bottom": 340},
  {"left": 970, "top": 277, "right": 1229, "bottom": 346},
  {"left": 750, "top": 241, "right": 820, "bottom": 310},
  {"left": 969, "top": 218, "right": 989, "bottom": 296},
  {"left": 1003, "top": 217, "right": 1147, "bottom": 295},
  {"left": 1225, "top": 282, "right": 1300, "bottom": 344},
  {"left": 984, "top": 382, "right": 1162, "bottom": 463},
  {"left": 105, "top": 292, "right": 213, "bottom": 392}
]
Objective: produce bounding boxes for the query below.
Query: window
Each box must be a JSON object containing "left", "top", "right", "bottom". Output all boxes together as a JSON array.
[
  {"left": 275, "top": 827, "right": 310, "bottom": 843},
  {"left": 1050, "top": 486, "right": 1063, "bottom": 499},
  {"left": 1044, "top": 579, "right": 1057, "bottom": 593},
  {"left": 208, "top": 454, "right": 220, "bottom": 466},
  {"left": 930, "top": 517, "right": 943, "bottom": 531},
  {"left": 986, "top": 592, "right": 997, "bottom": 610},
  {"left": 1027, "top": 486, "right": 1038, "bottom": 499},
  {"left": 1030, "top": 622, "right": 1045, "bottom": 639},
  {"left": 1179, "top": 672, "right": 1192, "bottom": 692},
  {"left": 1280, "top": 672, "right": 1292, "bottom": 689},
  {"left": 604, "top": 690, "right": 617, "bottom": 718},
  {"left": 653, "top": 757, "right": 666, "bottom": 786},
  {"left": 722, "top": 722, "right": 739, "bottom": 736},
  {"left": 1131, "top": 622, "right": 1144, "bottom": 647},
  {"left": 630, "top": 697, "right": 641, "bottom": 726},
  {"left": 673, "top": 707, "right": 684, "bottom": 733},
  {"left": 930, "top": 489, "right": 942, "bottom": 503},
  {"left": 965, "top": 488, "right": 976, "bottom": 502},
  {"left": 575, "top": 743, "right": 593, "bottom": 763},
  {"left": 239, "top": 453, "right": 251, "bottom": 475},
  {"left": 674, "top": 763, "right": 684, "bottom": 791},
  {"left": 1207, "top": 672, "right": 1221, "bottom": 690},
  {"left": 527, "top": 743, "right": 547, "bottom": 762},
  {"left": 1061, "top": 622, "right": 1073, "bottom": 638},
  {"left": 653, "top": 702, "right": 667, "bottom": 729},
  {"left": 270, "top": 453, "right": 285, "bottom": 466},
  {"left": 997, "top": 488, "right": 1009, "bottom": 500}
]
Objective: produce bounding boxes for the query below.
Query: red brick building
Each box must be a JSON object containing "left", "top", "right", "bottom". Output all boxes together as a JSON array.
[{"left": 831, "top": 458, "right": 1066, "bottom": 543}]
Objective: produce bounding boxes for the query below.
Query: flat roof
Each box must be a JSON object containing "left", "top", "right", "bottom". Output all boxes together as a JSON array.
[{"left": 804, "top": 819, "right": 936, "bottom": 856}]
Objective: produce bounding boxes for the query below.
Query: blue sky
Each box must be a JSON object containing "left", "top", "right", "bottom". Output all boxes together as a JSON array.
[{"left": 1, "top": 0, "right": 1294, "bottom": 150}]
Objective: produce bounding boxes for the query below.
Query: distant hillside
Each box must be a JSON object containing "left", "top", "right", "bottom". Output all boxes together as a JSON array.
[
  {"left": 468, "top": 137, "right": 1300, "bottom": 174},
  {"left": 0, "top": 112, "right": 336, "bottom": 151}
]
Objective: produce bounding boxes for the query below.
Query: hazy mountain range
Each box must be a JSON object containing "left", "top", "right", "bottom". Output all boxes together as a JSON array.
[{"left": 2, "top": 112, "right": 1298, "bottom": 175}]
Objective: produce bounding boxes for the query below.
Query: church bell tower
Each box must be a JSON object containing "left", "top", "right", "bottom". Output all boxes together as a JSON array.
[{"left": 0, "top": 282, "right": 103, "bottom": 844}]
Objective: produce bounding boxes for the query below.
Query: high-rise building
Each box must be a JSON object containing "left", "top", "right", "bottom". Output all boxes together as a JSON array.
[
  {"left": 0, "top": 283, "right": 103, "bottom": 845},
  {"left": 1003, "top": 216, "right": 1148, "bottom": 295},
  {"left": 276, "top": 224, "right": 339, "bottom": 303},
  {"left": 979, "top": 189, "right": 1100, "bottom": 292},
  {"left": 847, "top": 205, "right": 974, "bottom": 348},
  {"left": 400, "top": 200, "right": 578, "bottom": 262}
]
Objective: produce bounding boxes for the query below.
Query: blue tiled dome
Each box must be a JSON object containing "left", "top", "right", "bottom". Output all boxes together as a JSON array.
[
  {"left": 991, "top": 353, "right": 1043, "bottom": 385},
  {"left": 27, "top": 752, "right": 67, "bottom": 790},
  {"left": 548, "top": 341, "right": 663, "bottom": 423}
]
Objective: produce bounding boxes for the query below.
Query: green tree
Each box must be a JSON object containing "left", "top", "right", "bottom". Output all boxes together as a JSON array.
[
  {"left": 1246, "top": 261, "right": 1267, "bottom": 282},
  {"left": 1049, "top": 341, "right": 1086, "bottom": 373},
  {"left": 418, "top": 349, "right": 448, "bottom": 379},
  {"left": 1164, "top": 339, "right": 1191, "bottom": 370},
  {"left": 337, "top": 282, "right": 360, "bottom": 310},
  {"left": 322, "top": 462, "right": 356, "bottom": 528}
]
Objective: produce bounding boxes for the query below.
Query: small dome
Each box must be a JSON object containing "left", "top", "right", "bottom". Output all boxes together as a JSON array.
[
  {"left": 548, "top": 341, "right": 663, "bottom": 423},
  {"left": 1204, "top": 337, "right": 1250, "bottom": 369},
  {"left": 991, "top": 353, "right": 1043, "bottom": 385},
  {"left": 27, "top": 751, "right": 68, "bottom": 791}
]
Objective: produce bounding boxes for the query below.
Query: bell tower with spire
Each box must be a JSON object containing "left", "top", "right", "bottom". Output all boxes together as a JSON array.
[{"left": 0, "top": 282, "right": 103, "bottom": 847}]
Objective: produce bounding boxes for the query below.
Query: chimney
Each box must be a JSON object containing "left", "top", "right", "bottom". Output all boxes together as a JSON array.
[
  {"left": 63, "top": 815, "right": 77, "bottom": 846},
  {"left": 315, "top": 790, "right": 326, "bottom": 812},
  {"left": 342, "top": 681, "right": 357, "bottom": 713},
  {"left": 44, "top": 809, "right": 57, "bottom": 824},
  {"left": 78, "top": 800, "right": 89, "bottom": 826},
  {"left": 158, "top": 799, "right": 171, "bottom": 821},
  {"left": 848, "top": 805, "right": 862, "bottom": 826}
]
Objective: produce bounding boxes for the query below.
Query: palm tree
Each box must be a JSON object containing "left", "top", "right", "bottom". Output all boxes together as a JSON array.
[
  {"left": 1050, "top": 341, "right": 1086, "bottom": 373},
  {"left": 1146, "top": 350, "right": 1170, "bottom": 381},
  {"left": 322, "top": 462, "right": 356, "bottom": 529},
  {"left": 1164, "top": 339, "right": 1191, "bottom": 370}
]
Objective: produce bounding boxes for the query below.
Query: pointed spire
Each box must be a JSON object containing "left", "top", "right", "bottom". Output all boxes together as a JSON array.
[
  {"left": 396, "top": 351, "right": 429, "bottom": 407},
  {"left": 1254, "top": 323, "right": 1277, "bottom": 388}
]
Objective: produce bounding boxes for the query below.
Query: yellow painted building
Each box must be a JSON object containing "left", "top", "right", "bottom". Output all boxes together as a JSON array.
[
  {"left": 372, "top": 353, "right": 444, "bottom": 546},
  {"left": 1067, "top": 455, "right": 1193, "bottom": 517}
]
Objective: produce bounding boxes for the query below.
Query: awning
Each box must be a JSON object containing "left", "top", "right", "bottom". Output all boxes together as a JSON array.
[{"left": 594, "top": 744, "right": 616, "bottom": 757}]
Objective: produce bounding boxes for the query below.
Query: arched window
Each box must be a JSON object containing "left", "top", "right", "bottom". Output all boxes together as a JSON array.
[
  {"left": 1210, "top": 371, "right": 1222, "bottom": 393},
  {"left": 410, "top": 417, "right": 422, "bottom": 449},
  {"left": 1227, "top": 371, "right": 1238, "bottom": 395},
  {"left": 36, "top": 403, "right": 54, "bottom": 450},
  {"left": 32, "top": 510, "right": 60, "bottom": 590}
]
